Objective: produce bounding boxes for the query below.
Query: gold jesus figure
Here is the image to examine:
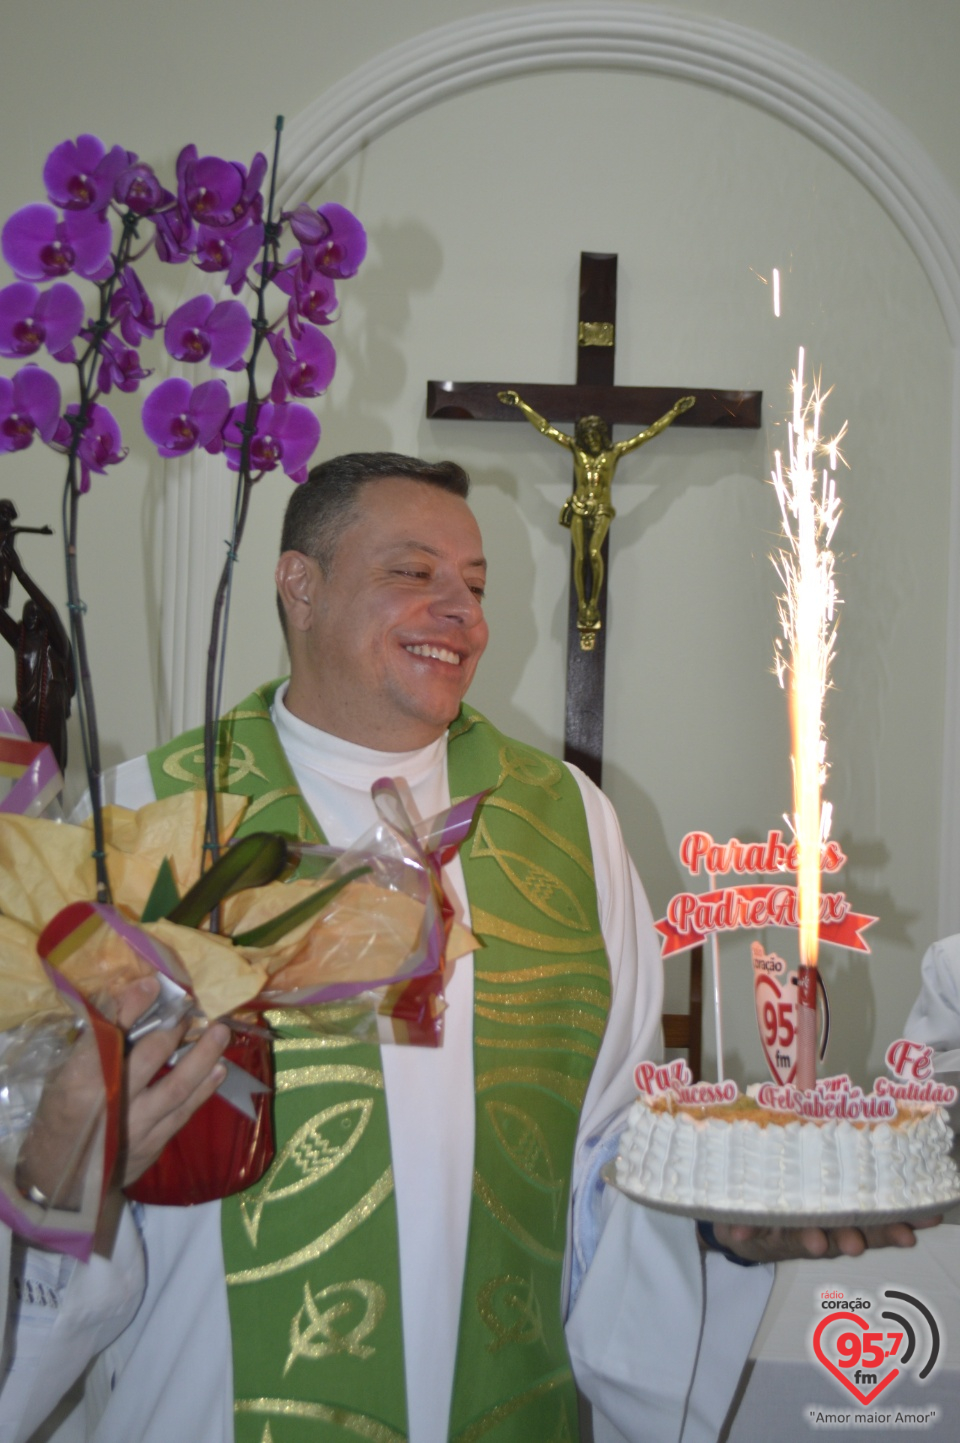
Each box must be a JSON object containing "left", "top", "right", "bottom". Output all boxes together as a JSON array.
[{"left": 498, "top": 390, "right": 696, "bottom": 647}]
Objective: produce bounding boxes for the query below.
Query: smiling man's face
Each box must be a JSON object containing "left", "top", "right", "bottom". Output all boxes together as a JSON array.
[{"left": 278, "top": 476, "right": 489, "bottom": 749}]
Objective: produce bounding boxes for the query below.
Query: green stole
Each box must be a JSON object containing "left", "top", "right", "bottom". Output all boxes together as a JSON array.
[{"left": 149, "top": 684, "right": 611, "bottom": 1443}]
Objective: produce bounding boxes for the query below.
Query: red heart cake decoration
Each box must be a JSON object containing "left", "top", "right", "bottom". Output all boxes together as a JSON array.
[{"left": 753, "top": 969, "right": 797, "bottom": 1084}]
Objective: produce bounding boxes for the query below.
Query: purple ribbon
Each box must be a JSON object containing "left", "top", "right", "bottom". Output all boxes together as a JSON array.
[{"left": 0, "top": 709, "right": 63, "bottom": 817}]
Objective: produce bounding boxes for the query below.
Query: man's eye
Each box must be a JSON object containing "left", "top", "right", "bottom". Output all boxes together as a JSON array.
[
  {"left": 394, "top": 568, "right": 429, "bottom": 579},
  {"left": 470, "top": 586, "right": 486, "bottom": 601}
]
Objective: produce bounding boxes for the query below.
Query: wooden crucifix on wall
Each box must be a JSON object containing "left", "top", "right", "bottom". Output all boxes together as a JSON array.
[{"left": 427, "top": 251, "right": 761, "bottom": 789}]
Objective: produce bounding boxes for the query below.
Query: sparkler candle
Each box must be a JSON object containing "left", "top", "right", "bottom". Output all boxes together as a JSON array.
[{"left": 771, "top": 348, "right": 844, "bottom": 1090}]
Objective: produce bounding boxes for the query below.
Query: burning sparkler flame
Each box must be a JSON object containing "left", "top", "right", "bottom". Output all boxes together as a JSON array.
[{"left": 771, "top": 348, "right": 845, "bottom": 975}]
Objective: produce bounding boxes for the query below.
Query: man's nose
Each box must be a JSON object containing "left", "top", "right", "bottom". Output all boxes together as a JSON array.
[{"left": 431, "top": 572, "right": 483, "bottom": 625}]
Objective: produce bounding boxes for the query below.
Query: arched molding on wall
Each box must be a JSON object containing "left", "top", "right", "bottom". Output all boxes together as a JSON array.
[{"left": 164, "top": 3, "right": 960, "bottom": 931}]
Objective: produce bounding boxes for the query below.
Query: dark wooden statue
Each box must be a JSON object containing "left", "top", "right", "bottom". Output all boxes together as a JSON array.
[{"left": 0, "top": 501, "right": 75, "bottom": 771}]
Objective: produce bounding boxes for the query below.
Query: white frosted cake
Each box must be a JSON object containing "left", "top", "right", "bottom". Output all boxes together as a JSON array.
[{"left": 616, "top": 1091, "right": 959, "bottom": 1216}]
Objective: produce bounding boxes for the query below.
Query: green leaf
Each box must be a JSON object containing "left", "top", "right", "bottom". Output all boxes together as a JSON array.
[
  {"left": 233, "top": 864, "right": 371, "bottom": 949},
  {"left": 289, "top": 851, "right": 337, "bottom": 882},
  {"left": 140, "top": 856, "right": 181, "bottom": 923},
  {"left": 169, "top": 832, "right": 291, "bottom": 930}
]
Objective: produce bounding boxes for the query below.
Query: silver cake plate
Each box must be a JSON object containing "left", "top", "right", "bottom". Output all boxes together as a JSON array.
[{"left": 600, "top": 1160, "right": 960, "bottom": 1230}]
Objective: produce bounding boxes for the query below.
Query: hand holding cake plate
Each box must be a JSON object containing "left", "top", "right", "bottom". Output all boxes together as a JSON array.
[{"left": 706, "top": 1216, "right": 944, "bottom": 1264}]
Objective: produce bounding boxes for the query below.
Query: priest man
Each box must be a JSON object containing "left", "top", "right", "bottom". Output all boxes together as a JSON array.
[{"left": 6, "top": 453, "right": 928, "bottom": 1443}]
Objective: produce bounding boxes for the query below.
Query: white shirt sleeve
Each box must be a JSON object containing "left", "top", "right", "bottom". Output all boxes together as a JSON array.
[
  {"left": 904, "top": 933, "right": 960, "bottom": 1050},
  {"left": 563, "top": 767, "right": 773, "bottom": 1443},
  {"left": 0, "top": 1210, "right": 145, "bottom": 1443},
  {"left": 0, "top": 760, "right": 157, "bottom": 1443}
]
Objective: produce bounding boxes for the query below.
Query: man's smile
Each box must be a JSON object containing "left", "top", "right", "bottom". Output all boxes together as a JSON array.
[{"left": 404, "top": 643, "right": 462, "bottom": 665}]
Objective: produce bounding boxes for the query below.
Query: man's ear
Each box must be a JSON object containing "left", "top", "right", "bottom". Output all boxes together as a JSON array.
[{"left": 275, "top": 551, "right": 320, "bottom": 634}]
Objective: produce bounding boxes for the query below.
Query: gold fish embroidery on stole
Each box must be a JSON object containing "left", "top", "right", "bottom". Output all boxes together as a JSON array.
[
  {"left": 236, "top": 1398, "right": 404, "bottom": 1443},
  {"left": 471, "top": 1172, "right": 563, "bottom": 1263},
  {"left": 161, "top": 738, "right": 267, "bottom": 788},
  {"left": 241, "top": 1098, "right": 374, "bottom": 1246},
  {"left": 449, "top": 1371, "right": 573, "bottom": 1443},
  {"left": 470, "top": 818, "right": 591, "bottom": 931},
  {"left": 227, "top": 1169, "right": 393, "bottom": 1284},
  {"left": 479, "top": 796, "right": 595, "bottom": 878},
  {"left": 496, "top": 745, "right": 563, "bottom": 799},
  {"left": 477, "top": 1273, "right": 544, "bottom": 1353},
  {"left": 485, "top": 1101, "right": 563, "bottom": 1223},
  {"left": 469, "top": 909, "right": 603, "bottom": 955},
  {"left": 284, "top": 1279, "right": 387, "bottom": 1371}
]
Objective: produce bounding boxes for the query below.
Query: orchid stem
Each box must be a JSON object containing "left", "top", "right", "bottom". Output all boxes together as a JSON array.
[
  {"left": 201, "top": 116, "right": 285, "bottom": 927},
  {"left": 62, "top": 469, "right": 108, "bottom": 900},
  {"left": 59, "top": 208, "right": 140, "bottom": 902}
]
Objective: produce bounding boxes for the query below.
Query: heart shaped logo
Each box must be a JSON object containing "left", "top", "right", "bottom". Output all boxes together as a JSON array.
[
  {"left": 813, "top": 1313, "right": 900, "bottom": 1405},
  {"left": 751, "top": 943, "right": 830, "bottom": 1083},
  {"left": 752, "top": 945, "right": 797, "bottom": 1084}
]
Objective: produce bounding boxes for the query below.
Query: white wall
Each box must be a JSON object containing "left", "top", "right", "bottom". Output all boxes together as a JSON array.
[{"left": 1, "top": 0, "right": 958, "bottom": 1085}]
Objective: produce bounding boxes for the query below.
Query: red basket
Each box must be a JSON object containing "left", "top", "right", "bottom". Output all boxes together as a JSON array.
[{"left": 125, "top": 1029, "right": 274, "bottom": 1206}]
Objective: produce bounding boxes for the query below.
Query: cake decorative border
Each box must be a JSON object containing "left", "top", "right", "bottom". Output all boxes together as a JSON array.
[{"left": 600, "top": 1162, "right": 960, "bottom": 1229}]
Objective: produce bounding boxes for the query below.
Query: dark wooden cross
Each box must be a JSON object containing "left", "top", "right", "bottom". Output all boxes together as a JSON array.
[{"left": 426, "top": 252, "right": 761, "bottom": 788}]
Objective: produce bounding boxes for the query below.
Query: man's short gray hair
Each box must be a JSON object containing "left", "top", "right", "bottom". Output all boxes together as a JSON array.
[{"left": 276, "top": 451, "right": 471, "bottom": 634}]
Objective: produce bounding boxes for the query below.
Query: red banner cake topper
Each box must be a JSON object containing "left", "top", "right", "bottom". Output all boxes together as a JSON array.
[{"left": 654, "top": 828, "right": 878, "bottom": 957}]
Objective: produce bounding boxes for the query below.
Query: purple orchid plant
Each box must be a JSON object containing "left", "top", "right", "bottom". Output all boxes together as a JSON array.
[{"left": 0, "top": 119, "right": 366, "bottom": 904}]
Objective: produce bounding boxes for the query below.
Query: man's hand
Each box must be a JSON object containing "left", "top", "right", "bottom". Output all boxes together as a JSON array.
[
  {"left": 15, "top": 979, "right": 230, "bottom": 1209},
  {"left": 116, "top": 978, "right": 230, "bottom": 1187},
  {"left": 711, "top": 1217, "right": 942, "bottom": 1263}
]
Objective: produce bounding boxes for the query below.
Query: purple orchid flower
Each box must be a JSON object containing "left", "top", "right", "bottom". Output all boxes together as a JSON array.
[
  {"left": 154, "top": 206, "right": 197, "bottom": 264},
  {"left": 0, "top": 282, "right": 85, "bottom": 361},
  {"left": 272, "top": 251, "right": 338, "bottom": 336},
  {"left": 289, "top": 279, "right": 337, "bottom": 336},
  {"left": 2, "top": 204, "right": 112, "bottom": 283},
  {"left": 0, "top": 366, "right": 62, "bottom": 453},
  {"left": 114, "top": 162, "right": 175, "bottom": 217},
  {"left": 286, "top": 202, "right": 367, "bottom": 279},
  {"left": 285, "top": 204, "right": 329, "bottom": 251},
  {"left": 43, "top": 135, "right": 131, "bottom": 214},
  {"left": 235, "top": 152, "right": 267, "bottom": 223},
  {"left": 176, "top": 145, "right": 266, "bottom": 229},
  {"left": 142, "top": 377, "right": 230, "bottom": 458},
  {"left": 195, "top": 219, "right": 263, "bottom": 294},
  {"left": 164, "top": 294, "right": 251, "bottom": 370},
  {"left": 53, "top": 402, "right": 125, "bottom": 491},
  {"left": 223, "top": 400, "right": 320, "bottom": 483},
  {"left": 268, "top": 325, "right": 336, "bottom": 403},
  {"left": 96, "top": 333, "right": 152, "bottom": 394},
  {"left": 109, "top": 267, "right": 159, "bottom": 346}
]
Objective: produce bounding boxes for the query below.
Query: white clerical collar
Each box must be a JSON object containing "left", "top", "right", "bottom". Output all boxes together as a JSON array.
[{"left": 271, "top": 680, "right": 447, "bottom": 785}]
